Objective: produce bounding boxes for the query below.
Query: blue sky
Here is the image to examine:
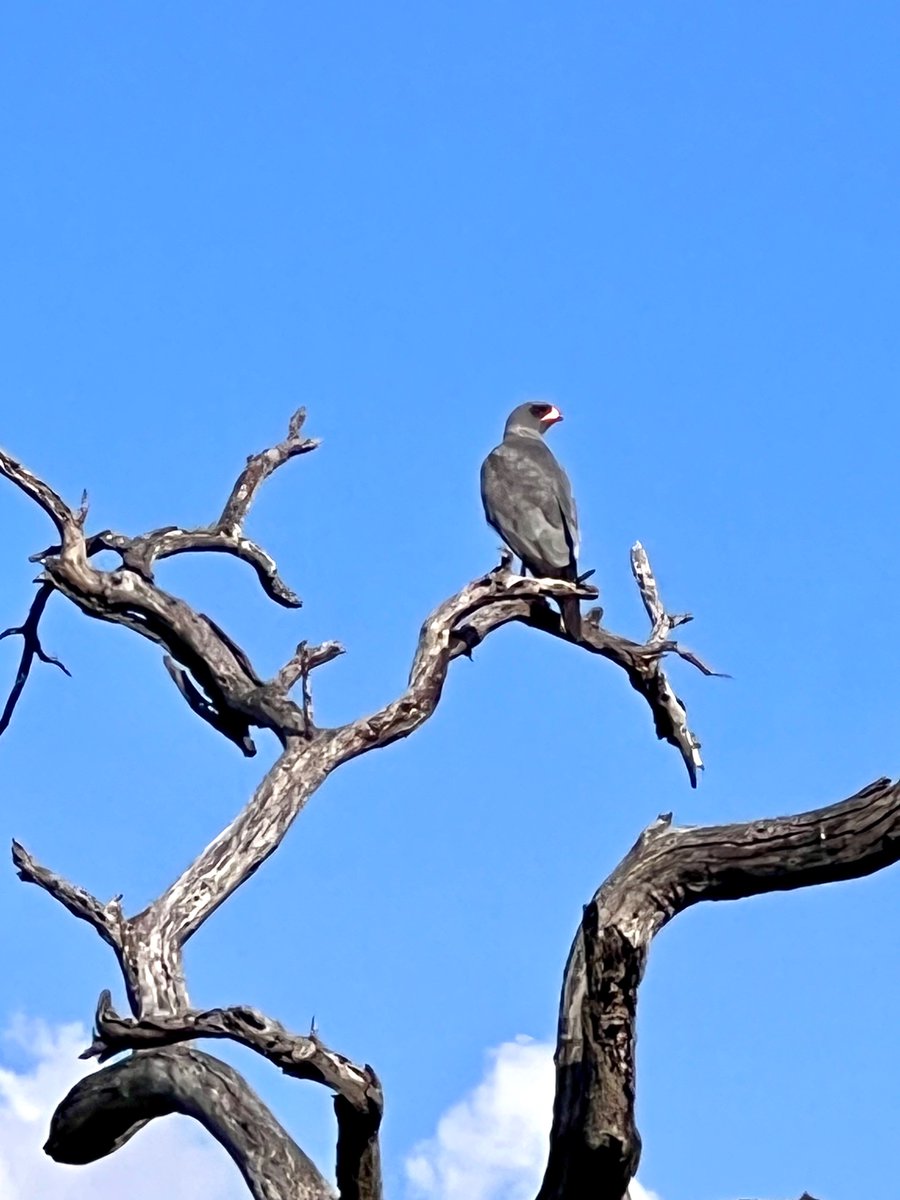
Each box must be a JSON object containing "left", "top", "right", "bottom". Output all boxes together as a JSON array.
[{"left": 1, "top": 3, "right": 899, "bottom": 1198}]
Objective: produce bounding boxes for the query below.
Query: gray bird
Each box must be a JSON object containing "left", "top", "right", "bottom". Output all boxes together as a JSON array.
[{"left": 480, "top": 402, "right": 582, "bottom": 639}]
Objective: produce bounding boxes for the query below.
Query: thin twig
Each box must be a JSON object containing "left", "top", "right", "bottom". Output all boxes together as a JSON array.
[
  {"left": 0, "top": 584, "right": 70, "bottom": 737},
  {"left": 275, "top": 640, "right": 345, "bottom": 694}
]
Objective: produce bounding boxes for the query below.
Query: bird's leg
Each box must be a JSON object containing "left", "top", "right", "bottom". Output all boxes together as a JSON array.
[
  {"left": 491, "top": 548, "right": 514, "bottom": 575},
  {"left": 518, "top": 558, "right": 529, "bottom": 577}
]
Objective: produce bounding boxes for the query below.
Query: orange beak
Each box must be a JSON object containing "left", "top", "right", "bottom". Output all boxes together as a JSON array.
[{"left": 541, "top": 405, "right": 563, "bottom": 424}]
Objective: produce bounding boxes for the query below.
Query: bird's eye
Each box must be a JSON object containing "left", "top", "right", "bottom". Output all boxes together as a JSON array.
[{"left": 530, "top": 404, "right": 552, "bottom": 418}]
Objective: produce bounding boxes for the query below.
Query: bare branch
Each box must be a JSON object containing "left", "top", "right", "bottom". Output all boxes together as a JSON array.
[
  {"left": 80, "top": 994, "right": 384, "bottom": 1199},
  {"left": 148, "top": 738, "right": 329, "bottom": 942},
  {"left": 630, "top": 540, "right": 667, "bottom": 633},
  {"left": 83, "top": 990, "right": 381, "bottom": 1112},
  {"left": 219, "top": 406, "right": 319, "bottom": 531},
  {"left": 46, "top": 1047, "right": 332, "bottom": 1200},
  {"left": 4, "top": 410, "right": 724, "bottom": 1200},
  {"left": 41, "top": 530, "right": 305, "bottom": 741},
  {"left": 30, "top": 411, "right": 321, "bottom": 609},
  {"left": 0, "top": 583, "right": 71, "bottom": 736},
  {"left": 162, "top": 654, "right": 258, "bottom": 756},
  {"left": 52, "top": 562, "right": 305, "bottom": 738},
  {"left": 147, "top": 572, "right": 595, "bottom": 946},
  {"left": 0, "top": 417, "right": 325, "bottom": 746},
  {"left": 275, "top": 640, "right": 345, "bottom": 694},
  {"left": 447, "top": 545, "right": 717, "bottom": 786},
  {"left": 89, "top": 527, "right": 303, "bottom": 608},
  {"left": 105, "top": 408, "right": 319, "bottom": 608},
  {"left": 0, "top": 447, "right": 76, "bottom": 539},
  {"left": 11, "top": 840, "right": 124, "bottom": 950},
  {"left": 328, "top": 569, "right": 597, "bottom": 764},
  {"left": 538, "top": 776, "right": 900, "bottom": 1200}
]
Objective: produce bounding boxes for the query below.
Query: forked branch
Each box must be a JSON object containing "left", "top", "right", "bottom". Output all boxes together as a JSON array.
[
  {"left": 1, "top": 408, "right": 720, "bottom": 1200},
  {"left": 0, "top": 583, "right": 70, "bottom": 736},
  {"left": 449, "top": 542, "right": 717, "bottom": 785},
  {"left": 80, "top": 407, "right": 318, "bottom": 609},
  {"left": 10, "top": 834, "right": 383, "bottom": 1199},
  {"left": 81, "top": 989, "right": 384, "bottom": 1200},
  {"left": 77, "top": 405, "right": 317, "bottom": 607},
  {"left": 1, "top": 412, "right": 713, "bottom": 784},
  {"left": 154, "top": 570, "right": 598, "bottom": 945},
  {"left": 0, "top": 416, "right": 317, "bottom": 747},
  {"left": 82, "top": 990, "right": 380, "bottom": 1112}
]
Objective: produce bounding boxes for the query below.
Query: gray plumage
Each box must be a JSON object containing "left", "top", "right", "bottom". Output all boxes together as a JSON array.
[{"left": 480, "top": 402, "right": 582, "bottom": 638}]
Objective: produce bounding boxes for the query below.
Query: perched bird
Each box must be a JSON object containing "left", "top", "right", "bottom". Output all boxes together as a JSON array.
[{"left": 480, "top": 401, "right": 582, "bottom": 639}]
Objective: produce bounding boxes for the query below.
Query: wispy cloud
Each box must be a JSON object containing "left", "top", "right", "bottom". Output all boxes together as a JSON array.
[
  {"left": 0, "top": 1017, "right": 244, "bottom": 1200},
  {"left": 404, "top": 1036, "right": 660, "bottom": 1200}
]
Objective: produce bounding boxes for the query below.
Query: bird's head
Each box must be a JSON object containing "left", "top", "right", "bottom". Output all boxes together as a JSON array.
[{"left": 503, "top": 401, "right": 564, "bottom": 439}]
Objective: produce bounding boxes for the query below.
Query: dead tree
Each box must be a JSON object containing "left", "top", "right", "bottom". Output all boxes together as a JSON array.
[{"left": 0, "top": 411, "right": 894, "bottom": 1200}]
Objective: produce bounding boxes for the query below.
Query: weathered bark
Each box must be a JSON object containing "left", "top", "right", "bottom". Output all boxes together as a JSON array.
[
  {"left": 334, "top": 1090, "right": 383, "bottom": 1200},
  {"left": 450, "top": 542, "right": 711, "bottom": 786},
  {"left": 3, "top": 407, "right": 855, "bottom": 1200},
  {"left": 83, "top": 991, "right": 382, "bottom": 1109},
  {"left": 0, "top": 428, "right": 711, "bottom": 784},
  {"left": 2, "top": 416, "right": 374, "bottom": 1193},
  {"left": 46, "top": 1047, "right": 332, "bottom": 1200},
  {"left": 539, "top": 775, "right": 900, "bottom": 1200}
]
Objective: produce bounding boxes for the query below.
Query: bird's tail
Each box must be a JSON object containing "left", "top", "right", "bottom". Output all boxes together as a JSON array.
[{"left": 560, "top": 595, "right": 582, "bottom": 641}]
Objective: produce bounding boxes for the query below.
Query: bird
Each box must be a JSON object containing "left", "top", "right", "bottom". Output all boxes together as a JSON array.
[{"left": 480, "top": 401, "right": 583, "bottom": 639}]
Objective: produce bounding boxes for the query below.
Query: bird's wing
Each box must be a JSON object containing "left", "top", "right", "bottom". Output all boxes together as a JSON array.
[
  {"left": 555, "top": 465, "right": 579, "bottom": 561},
  {"left": 480, "top": 441, "right": 577, "bottom": 573}
]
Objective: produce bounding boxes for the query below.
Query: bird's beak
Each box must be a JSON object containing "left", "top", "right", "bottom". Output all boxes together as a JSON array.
[{"left": 541, "top": 406, "right": 563, "bottom": 424}]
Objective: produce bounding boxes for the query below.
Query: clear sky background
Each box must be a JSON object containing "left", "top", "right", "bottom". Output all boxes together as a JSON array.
[{"left": 1, "top": 4, "right": 898, "bottom": 1199}]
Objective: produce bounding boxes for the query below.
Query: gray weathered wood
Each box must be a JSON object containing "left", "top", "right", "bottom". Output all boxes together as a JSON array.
[
  {"left": 45, "top": 1046, "right": 332, "bottom": 1200},
  {"left": 539, "top": 776, "right": 900, "bottom": 1200},
  {"left": 0, "top": 409, "right": 856, "bottom": 1200}
]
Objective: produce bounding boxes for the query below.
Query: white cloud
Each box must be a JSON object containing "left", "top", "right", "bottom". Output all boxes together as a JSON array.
[
  {"left": 0, "top": 1019, "right": 663, "bottom": 1200},
  {"left": 0, "top": 1017, "right": 245, "bottom": 1200},
  {"left": 629, "top": 1183, "right": 661, "bottom": 1200},
  {"left": 404, "top": 1036, "right": 661, "bottom": 1200}
]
